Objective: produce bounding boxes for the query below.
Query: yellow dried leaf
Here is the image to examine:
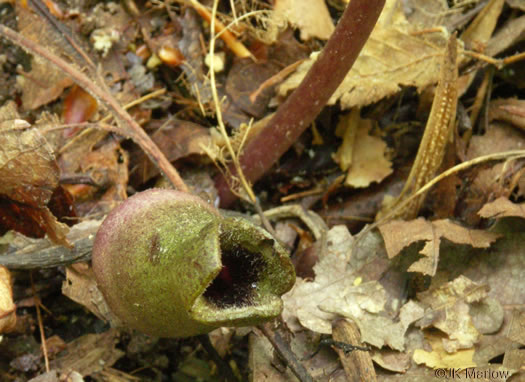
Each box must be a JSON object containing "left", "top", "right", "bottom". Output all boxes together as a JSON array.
[
  {"left": 478, "top": 197, "right": 525, "bottom": 219},
  {"left": 344, "top": 122, "right": 392, "bottom": 188},
  {"left": 413, "top": 332, "right": 476, "bottom": 369}
]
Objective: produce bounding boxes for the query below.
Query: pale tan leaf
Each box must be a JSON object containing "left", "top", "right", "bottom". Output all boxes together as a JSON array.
[
  {"left": 282, "top": 226, "right": 419, "bottom": 350},
  {"left": 0, "top": 266, "right": 16, "bottom": 333},
  {"left": 344, "top": 119, "right": 393, "bottom": 188},
  {"left": 62, "top": 264, "right": 121, "bottom": 326},
  {"left": 417, "top": 276, "right": 493, "bottom": 352},
  {"left": 273, "top": 0, "right": 335, "bottom": 40},
  {"left": 478, "top": 197, "right": 525, "bottom": 219}
]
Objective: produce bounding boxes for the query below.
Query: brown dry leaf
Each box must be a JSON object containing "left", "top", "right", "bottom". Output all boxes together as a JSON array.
[
  {"left": 278, "top": 0, "right": 453, "bottom": 109},
  {"left": 371, "top": 350, "right": 411, "bottom": 373},
  {"left": 249, "top": 330, "right": 345, "bottom": 382},
  {"left": 333, "top": 110, "right": 393, "bottom": 188},
  {"left": 273, "top": 0, "right": 335, "bottom": 41},
  {"left": 413, "top": 332, "right": 476, "bottom": 369},
  {"left": 478, "top": 197, "right": 525, "bottom": 219},
  {"left": 50, "top": 329, "right": 124, "bottom": 378},
  {"left": 62, "top": 263, "right": 120, "bottom": 326},
  {"left": 15, "top": 4, "right": 73, "bottom": 109},
  {"left": 131, "top": 120, "right": 211, "bottom": 184},
  {"left": 0, "top": 102, "right": 58, "bottom": 206},
  {"left": 462, "top": 123, "right": 525, "bottom": 223},
  {"left": 417, "top": 276, "right": 492, "bottom": 352},
  {"left": 0, "top": 102, "right": 70, "bottom": 246},
  {"left": 378, "top": 218, "right": 500, "bottom": 275},
  {"left": 503, "top": 349, "right": 525, "bottom": 375},
  {"left": 0, "top": 265, "right": 16, "bottom": 333},
  {"left": 324, "top": 299, "right": 424, "bottom": 351}
]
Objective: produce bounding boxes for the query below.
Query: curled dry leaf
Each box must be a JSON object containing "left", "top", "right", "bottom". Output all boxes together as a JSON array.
[
  {"left": 0, "top": 265, "right": 16, "bottom": 333},
  {"left": 0, "top": 102, "right": 70, "bottom": 246}
]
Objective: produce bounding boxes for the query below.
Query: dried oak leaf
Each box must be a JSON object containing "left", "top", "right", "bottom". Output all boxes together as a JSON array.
[
  {"left": 378, "top": 218, "right": 500, "bottom": 276},
  {"left": 0, "top": 102, "right": 69, "bottom": 246},
  {"left": 489, "top": 98, "right": 525, "bottom": 131},
  {"left": 62, "top": 263, "right": 120, "bottom": 325},
  {"left": 278, "top": 0, "right": 453, "bottom": 108},
  {"left": 0, "top": 265, "right": 16, "bottom": 333},
  {"left": 272, "top": 0, "right": 335, "bottom": 40}
]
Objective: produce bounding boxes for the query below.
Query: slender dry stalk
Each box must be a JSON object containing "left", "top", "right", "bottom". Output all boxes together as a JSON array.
[{"left": 0, "top": 24, "right": 189, "bottom": 193}]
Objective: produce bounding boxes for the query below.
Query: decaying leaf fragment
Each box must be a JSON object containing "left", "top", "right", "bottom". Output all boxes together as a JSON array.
[
  {"left": 460, "top": 0, "right": 505, "bottom": 51},
  {"left": 378, "top": 33, "right": 458, "bottom": 220},
  {"left": 478, "top": 197, "right": 525, "bottom": 219},
  {"left": 378, "top": 218, "right": 500, "bottom": 276},
  {"left": 417, "top": 276, "right": 495, "bottom": 352}
]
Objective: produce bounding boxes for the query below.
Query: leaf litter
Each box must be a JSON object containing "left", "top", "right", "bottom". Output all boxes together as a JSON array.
[{"left": 1, "top": 0, "right": 525, "bottom": 380}]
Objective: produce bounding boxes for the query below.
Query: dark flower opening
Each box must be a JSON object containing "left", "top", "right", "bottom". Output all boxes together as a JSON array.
[{"left": 203, "top": 244, "right": 266, "bottom": 308}]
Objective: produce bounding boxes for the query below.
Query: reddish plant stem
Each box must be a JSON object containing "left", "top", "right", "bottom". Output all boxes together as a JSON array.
[{"left": 215, "top": 0, "right": 386, "bottom": 207}]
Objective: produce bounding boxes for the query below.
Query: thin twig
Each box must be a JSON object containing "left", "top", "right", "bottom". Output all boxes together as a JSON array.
[
  {"left": 259, "top": 322, "right": 314, "bottom": 382},
  {"left": 197, "top": 334, "right": 238, "bottom": 382},
  {"left": 0, "top": 25, "right": 189, "bottom": 192},
  {"left": 208, "top": 0, "right": 257, "bottom": 203},
  {"left": 31, "top": 272, "right": 50, "bottom": 373}
]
